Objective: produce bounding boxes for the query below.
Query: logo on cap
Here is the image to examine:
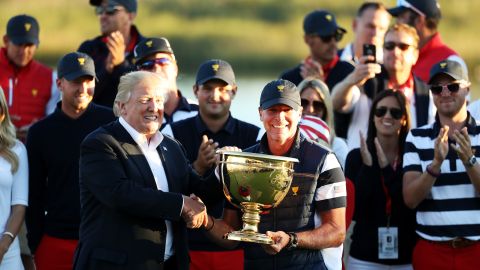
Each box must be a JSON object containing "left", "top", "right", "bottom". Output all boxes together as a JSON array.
[
  {"left": 440, "top": 62, "right": 447, "bottom": 68},
  {"left": 212, "top": 64, "right": 220, "bottom": 72},
  {"left": 325, "top": 14, "right": 332, "bottom": 21},
  {"left": 31, "top": 88, "right": 38, "bottom": 97},
  {"left": 146, "top": 40, "right": 153, "bottom": 48},
  {"left": 77, "top": 57, "right": 86, "bottom": 65},
  {"left": 277, "top": 85, "right": 285, "bottom": 92},
  {"left": 24, "top": 23, "right": 31, "bottom": 31}
]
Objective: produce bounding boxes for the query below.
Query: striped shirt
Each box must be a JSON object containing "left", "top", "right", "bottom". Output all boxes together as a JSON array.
[{"left": 403, "top": 113, "right": 480, "bottom": 241}]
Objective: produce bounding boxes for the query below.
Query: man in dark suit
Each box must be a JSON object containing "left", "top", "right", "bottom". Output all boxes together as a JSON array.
[{"left": 74, "top": 71, "right": 222, "bottom": 270}]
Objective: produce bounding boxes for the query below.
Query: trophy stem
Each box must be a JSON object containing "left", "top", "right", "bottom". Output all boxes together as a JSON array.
[
  {"left": 223, "top": 202, "right": 274, "bottom": 244},
  {"left": 241, "top": 202, "right": 261, "bottom": 233}
]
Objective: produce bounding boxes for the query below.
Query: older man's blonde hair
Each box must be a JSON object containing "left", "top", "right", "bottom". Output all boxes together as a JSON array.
[{"left": 113, "top": 71, "right": 169, "bottom": 116}]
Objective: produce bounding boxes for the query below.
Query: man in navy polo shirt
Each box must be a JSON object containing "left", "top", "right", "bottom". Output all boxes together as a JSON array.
[
  {"left": 133, "top": 37, "right": 198, "bottom": 131},
  {"left": 167, "top": 59, "right": 260, "bottom": 270},
  {"left": 204, "top": 79, "right": 347, "bottom": 270},
  {"left": 26, "top": 52, "right": 115, "bottom": 269}
]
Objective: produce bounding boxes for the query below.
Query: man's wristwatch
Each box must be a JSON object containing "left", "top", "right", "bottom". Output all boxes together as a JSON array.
[
  {"left": 465, "top": 155, "right": 477, "bottom": 168},
  {"left": 286, "top": 232, "right": 298, "bottom": 250}
]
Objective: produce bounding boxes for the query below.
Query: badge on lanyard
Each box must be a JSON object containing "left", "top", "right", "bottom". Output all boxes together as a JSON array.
[{"left": 378, "top": 226, "right": 398, "bottom": 259}]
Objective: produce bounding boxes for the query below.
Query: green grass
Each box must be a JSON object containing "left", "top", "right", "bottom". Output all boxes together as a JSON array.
[{"left": 1, "top": 0, "right": 479, "bottom": 97}]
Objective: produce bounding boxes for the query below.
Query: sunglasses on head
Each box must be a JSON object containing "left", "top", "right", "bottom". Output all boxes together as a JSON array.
[
  {"left": 95, "top": 5, "right": 124, "bottom": 16},
  {"left": 319, "top": 32, "right": 343, "bottom": 43},
  {"left": 301, "top": 98, "right": 325, "bottom": 112},
  {"left": 374, "top": 106, "right": 403, "bottom": 120},
  {"left": 430, "top": 83, "right": 461, "bottom": 95},
  {"left": 383, "top": 41, "right": 414, "bottom": 51},
  {"left": 137, "top": 58, "right": 172, "bottom": 70}
]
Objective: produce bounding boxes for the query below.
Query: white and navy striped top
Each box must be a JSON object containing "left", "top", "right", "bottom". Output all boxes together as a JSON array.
[{"left": 403, "top": 113, "right": 480, "bottom": 241}]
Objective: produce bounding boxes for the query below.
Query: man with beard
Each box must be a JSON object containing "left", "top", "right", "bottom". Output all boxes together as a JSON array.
[
  {"left": 167, "top": 59, "right": 260, "bottom": 270},
  {"left": 78, "top": 0, "right": 143, "bottom": 108},
  {"left": 280, "top": 9, "right": 355, "bottom": 139},
  {"left": 279, "top": 9, "right": 354, "bottom": 89},
  {"left": 1, "top": 14, "right": 60, "bottom": 142},
  {"left": 403, "top": 60, "right": 480, "bottom": 270},
  {"left": 332, "top": 23, "right": 435, "bottom": 150}
]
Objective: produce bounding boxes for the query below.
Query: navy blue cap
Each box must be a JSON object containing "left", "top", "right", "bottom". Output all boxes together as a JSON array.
[
  {"left": 6, "top": 15, "right": 39, "bottom": 45},
  {"left": 260, "top": 79, "right": 300, "bottom": 110},
  {"left": 388, "top": 0, "right": 441, "bottom": 19},
  {"left": 90, "top": 0, "right": 137, "bottom": 13},
  {"left": 134, "top": 37, "right": 174, "bottom": 64},
  {"left": 57, "top": 52, "right": 96, "bottom": 81},
  {"left": 303, "top": 10, "right": 346, "bottom": 36},
  {"left": 195, "top": 59, "right": 235, "bottom": 86},
  {"left": 428, "top": 60, "right": 469, "bottom": 84}
]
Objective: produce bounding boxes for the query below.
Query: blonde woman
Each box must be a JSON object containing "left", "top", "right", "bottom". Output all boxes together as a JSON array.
[
  {"left": 297, "top": 78, "right": 349, "bottom": 168},
  {"left": 0, "top": 88, "right": 28, "bottom": 270}
]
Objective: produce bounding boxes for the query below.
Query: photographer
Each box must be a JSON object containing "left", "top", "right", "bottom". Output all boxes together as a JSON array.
[{"left": 331, "top": 23, "right": 434, "bottom": 150}]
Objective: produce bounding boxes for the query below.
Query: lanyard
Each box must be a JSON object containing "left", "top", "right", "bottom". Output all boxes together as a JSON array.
[
  {"left": 379, "top": 156, "right": 398, "bottom": 227},
  {"left": 380, "top": 175, "right": 392, "bottom": 227}
]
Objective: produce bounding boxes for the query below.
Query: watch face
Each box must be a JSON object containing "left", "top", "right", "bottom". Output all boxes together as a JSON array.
[{"left": 467, "top": 156, "right": 477, "bottom": 167}]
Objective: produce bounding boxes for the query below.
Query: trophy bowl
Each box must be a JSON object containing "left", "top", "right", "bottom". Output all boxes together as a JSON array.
[{"left": 217, "top": 150, "right": 299, "bottom": 244}]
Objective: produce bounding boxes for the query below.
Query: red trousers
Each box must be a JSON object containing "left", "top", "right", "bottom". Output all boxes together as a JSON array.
[
  {"left": 413, "top": 238, "right": 480, "bottom": 270},
  {"left": 189, "top": 250, "right": 244, "bottom": 270},
  {"left": 34, "top": 235, "right": 78, "bottom": 270}
]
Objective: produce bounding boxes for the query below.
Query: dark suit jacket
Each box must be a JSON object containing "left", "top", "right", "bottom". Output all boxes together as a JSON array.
[{"left": 73, "top": 120, "right": 222, "bottom": 270}]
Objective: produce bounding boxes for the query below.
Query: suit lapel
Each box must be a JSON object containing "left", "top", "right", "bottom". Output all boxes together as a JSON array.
[
  {"left": 112, "top": 121, "right": 158, "bottom": 189},
  {"left": 157, "top": 140, "right": 179, "bottom": 193}
]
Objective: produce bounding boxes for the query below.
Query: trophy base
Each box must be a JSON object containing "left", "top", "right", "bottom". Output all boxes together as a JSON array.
[{"left": 224, "top": 230, "right": 273, "bottom": 245}]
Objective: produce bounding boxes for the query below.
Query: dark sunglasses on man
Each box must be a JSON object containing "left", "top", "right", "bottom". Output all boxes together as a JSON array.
[
  {"left": 319, "top": 31, "right": 344, "bottom": 43},
  {"left": 301, "top": 98, "right": 325, "bottom": 113},
  {"left": 95, "top": 5, "right": 124, "bottom": 16},
  {"left": 383, "top": 41, "right": 415, "bottom": 51},
  {"left": 374, "top": 106, "right": 403, "bottom": 120},
  {"left": 430, "top": 83, "right": 462, "bottom": 95},
  {"left": 137, "top": 58, "right": 172, "bottom": 70}
]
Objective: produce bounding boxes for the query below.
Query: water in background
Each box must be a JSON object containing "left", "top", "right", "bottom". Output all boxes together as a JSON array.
[{"left": 176, "top": 75, "right": 274, "bottom": 128}]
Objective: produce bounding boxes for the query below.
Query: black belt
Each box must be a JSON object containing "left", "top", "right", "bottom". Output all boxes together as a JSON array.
[{"left": 425, "top": 237, "right": 479, "bottom": 249}]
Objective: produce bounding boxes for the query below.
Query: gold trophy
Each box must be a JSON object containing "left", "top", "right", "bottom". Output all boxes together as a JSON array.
[{"left": 217, "top": 150, "right": 298, "bottom": 244}]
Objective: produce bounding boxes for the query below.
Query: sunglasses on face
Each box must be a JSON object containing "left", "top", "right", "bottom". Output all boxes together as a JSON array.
[
  {"left": 137, "top": 58, "right": 172, "bottom": 70},
  {"left": 301, "top": 98, "right": 325, "bottom": 112},
  {"left": 374, "top": 106, "right": 403, "bottom": 120},
  {"left": 383, "top": 41, "right": 415, "bottom": 51},
  {"left": 95, "top": 5, "right": 124, "bottom": 16},
  {"left": 430, "top": 83, "right": 461, "bottom": 95},
  {"left": 319, "top": 32, "right": 343, "bottom": 43}
]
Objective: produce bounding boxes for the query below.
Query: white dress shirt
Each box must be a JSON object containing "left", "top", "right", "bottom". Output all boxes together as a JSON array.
[{"left": 119, "top": 117, "right": 176, "bottom": 261}]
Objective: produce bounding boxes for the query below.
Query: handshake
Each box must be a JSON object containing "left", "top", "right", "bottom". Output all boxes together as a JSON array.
[{"left": 181, "top": 194, "right": 210, "bottom": 229}]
